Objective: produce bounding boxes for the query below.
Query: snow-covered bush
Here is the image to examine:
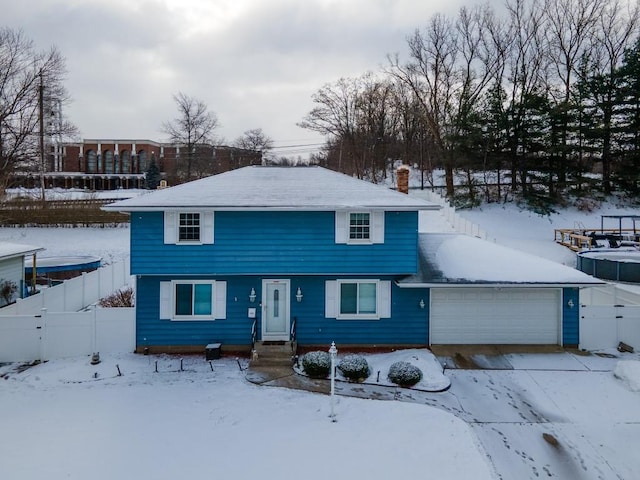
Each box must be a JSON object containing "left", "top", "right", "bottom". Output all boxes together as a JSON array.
[
  {"left": 338, "top": 354, "right": 370, "bottom": 381},
  {"left": 388, "top": 361, "right": 422, "bottom": 386},
  {"left": 302, "top": 351, "right": 331, "bottom": 378}
]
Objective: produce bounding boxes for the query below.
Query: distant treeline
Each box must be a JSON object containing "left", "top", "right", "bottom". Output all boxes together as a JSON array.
[{"left": 300, "top": 0, "right": 640, "bottom": 206}]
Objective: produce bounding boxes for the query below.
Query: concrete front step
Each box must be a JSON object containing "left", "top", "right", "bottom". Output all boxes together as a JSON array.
[{"left": 251, "top": 341, "right": 296, "bottom": 367}]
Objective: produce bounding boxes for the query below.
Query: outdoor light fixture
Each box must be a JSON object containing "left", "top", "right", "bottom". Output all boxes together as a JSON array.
[
  {"left": 567, "top": 299, "right": 574, "bottom": 308},
  {"left": 419, "top": 299, "right": 425, "bottom": 309},
  {"left": 249, "top": 288, "right": 256, "bottom": 303},
  {"left": 296, "top": 287, "right": 303, "bottom": 302}
]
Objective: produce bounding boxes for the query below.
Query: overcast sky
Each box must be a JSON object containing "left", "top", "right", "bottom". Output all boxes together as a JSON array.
[{"left": 4, "top": 0, "right": 471, "bottom": 158}]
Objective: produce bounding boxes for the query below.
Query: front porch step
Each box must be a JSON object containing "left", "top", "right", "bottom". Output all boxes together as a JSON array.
[{"left": 251, "top": 341, "right": 296, "bottom": 367}]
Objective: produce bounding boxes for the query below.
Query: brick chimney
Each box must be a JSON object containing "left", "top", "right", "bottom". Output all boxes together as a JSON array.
[{"left": 397, "top": 165, "right": 410, "bottom": 194}]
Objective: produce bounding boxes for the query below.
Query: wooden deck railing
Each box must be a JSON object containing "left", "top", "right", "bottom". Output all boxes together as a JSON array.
[{"left": 554, "top": 228, "right": 640, "bottom": 251}]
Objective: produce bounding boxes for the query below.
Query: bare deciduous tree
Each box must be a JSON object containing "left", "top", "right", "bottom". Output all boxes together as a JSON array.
[
  {"left": 161, "top": 92, "right": 219, "bottom": 180},
  {"left": 234, "top": 128, "right": 273, "bottom": 162},
  {"left": 388, "top": 7, "right": 498, "bottom": 196},
  {"left": 0, "top": 27, "right": 77, "bottom": 198},
  {"left": 543, "top": 0, "right": 607, "bottom": 188}
]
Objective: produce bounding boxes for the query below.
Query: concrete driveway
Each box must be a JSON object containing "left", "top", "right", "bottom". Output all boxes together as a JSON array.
[{"left": 333, "top": 347, "right": 640, "bottom": 479}]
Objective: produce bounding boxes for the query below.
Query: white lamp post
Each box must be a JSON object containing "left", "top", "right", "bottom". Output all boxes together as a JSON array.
[{"left": 329, "top": 341, "right": 338, "bottom": 421}]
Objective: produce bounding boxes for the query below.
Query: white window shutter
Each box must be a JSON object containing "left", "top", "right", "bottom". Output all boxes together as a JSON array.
[
  {"left": 372, "top": 211, "right": 385, "bottom": 244},
  {"left": 164, "top": 211, "right": 177, "bottom": 244},
  {"left": 378, "top": 281, "right": 391, "bottom": 318},
  {"left": 202, "top": 212, "right": 214, "bottom": 244},
  {"left": 159, "top": 281, "right": 172, "bottom": 319},
  {"left": 325, "top": 280, "right": 338, "bottom": 318},
  {"left": 214, "top": 281, "right": 226, "bottom": 319},
  {"left": 335, "top": 211, "right": 347, "bottom": 243}
]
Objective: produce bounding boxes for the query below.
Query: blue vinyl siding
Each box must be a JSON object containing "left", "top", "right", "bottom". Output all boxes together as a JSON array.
[
  {"left": 137, "top": 276, "right": 258, "bottom": 347},
  {"left": 130, "top": 210, "right": 418, "bottom": 276},
  {"left": 136, "top": 275, "right": 429, "bottom": 348},
  {"left": 562, "top": 287, "right": 579, "bottom": 345}
]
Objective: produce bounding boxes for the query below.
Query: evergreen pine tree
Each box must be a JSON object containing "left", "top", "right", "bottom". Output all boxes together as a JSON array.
[{"left": 145, "top": 157, "right": 161, "bottom": 190}]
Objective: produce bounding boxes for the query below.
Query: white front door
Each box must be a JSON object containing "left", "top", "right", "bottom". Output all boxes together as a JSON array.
[{"left": 261, "top": 279, "right": 290, "bottom": 341}]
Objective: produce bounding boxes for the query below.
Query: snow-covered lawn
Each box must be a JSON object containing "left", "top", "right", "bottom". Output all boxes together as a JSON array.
[
  {"left": 0, "top": 353, "right": 493, "bottom": 480},
  {"left": 2, "top": 348, "right": 640, "bottom": 479}
]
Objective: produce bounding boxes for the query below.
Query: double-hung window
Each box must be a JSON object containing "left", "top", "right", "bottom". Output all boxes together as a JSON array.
[
  {"left": 174, "top": 281, "right": 212, "bottom": 317},
  {"left": 164, "top": 211, "right": 214, "bottom": 244},
  {"left": 160, "top": 280, "right": 227, "bottom": 321},
  {"left": 339, "top": 280, "right": 377, "bottom": 316},
  {"left": 335, "top": 210, "right": 384, "bottom": 244},
  {"left": 325, "top": 279, "right": 391, "bottom": 320},
  {"left": 349, "top": 213, "right": 370, "bottom": 241},
  {"left": 178, "top": 213, "right": 200, "bottom": 242}
]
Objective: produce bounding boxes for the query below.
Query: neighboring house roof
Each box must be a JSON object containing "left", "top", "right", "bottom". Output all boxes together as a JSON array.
[
  {"left": 103, "top": 166, "right": 440, "bottom": 212},
  {"left": 0, "top": 242, "right": 44, "bottom": 262},
  {"left": 398, "top": 234, "right": 604, "bottom": 287}
]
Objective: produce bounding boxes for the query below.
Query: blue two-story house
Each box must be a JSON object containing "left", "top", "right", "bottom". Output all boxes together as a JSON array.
[{"left": 104, "top": 165, "right": 601, "bottom": 353}]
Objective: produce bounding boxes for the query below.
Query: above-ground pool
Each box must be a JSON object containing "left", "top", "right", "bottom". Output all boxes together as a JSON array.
[
  {"left": 25, "top": 256, "right": 102, "bottom": 282},
  {"left": 577, "top": 249, "right": 640, "bottom": 283}
]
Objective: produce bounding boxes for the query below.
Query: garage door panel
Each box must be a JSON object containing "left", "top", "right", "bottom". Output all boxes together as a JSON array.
[{"left": 431, "top": 288, "right": 560, "bottom": 345}]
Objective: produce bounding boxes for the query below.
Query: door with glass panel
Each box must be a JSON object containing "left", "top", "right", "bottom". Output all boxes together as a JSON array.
[{"left": 261, "top": 280, "right": 290, "bottom": 341}]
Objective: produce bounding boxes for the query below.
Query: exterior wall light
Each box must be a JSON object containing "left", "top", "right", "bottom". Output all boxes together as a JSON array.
[
  {"left": 419, "top": 299, "right": 425, "bottom": 309},
  {"left": 296, "top": 287, "right": 303, "bottom": 302},
  {"left": 249, "top": 288, "right": 256, "bottom": 303},
  {"left": 567, "top": 299, "right": 574, "bottom": 308}
]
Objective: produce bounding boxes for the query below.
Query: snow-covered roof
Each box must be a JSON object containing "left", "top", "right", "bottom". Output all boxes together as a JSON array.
[
  {"left": 103, "top": 166, "right": 440, "bottom": 212},
  {"left": 0, "top": 242, "right": 44, "bottom": 261},
  {"left": 398, "top": 234, "right": 604, "bottom": 286}
]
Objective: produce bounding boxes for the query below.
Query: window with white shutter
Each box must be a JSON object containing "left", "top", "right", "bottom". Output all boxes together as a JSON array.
[
  {"left": 325, "top": 279, "right": 391, "bottom": 320},
  {"left": 164, "top": 211, "right": 214, "bottom": 245},
  {"left": 159, "top": 280, "right": 226, "bottom": 321},
  {"left": 335, "top": 210, "right": 385, "bottom": 244}
]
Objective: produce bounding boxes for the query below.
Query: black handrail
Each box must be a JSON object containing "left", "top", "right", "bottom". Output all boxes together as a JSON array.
[
  {"left": 290, "top": 316, "right": 297, "bottom": 344},
  {"left": 290, "top": 316, "right": 298, "bottom": 359},
  {"left": 250, "top": 319, "right": 257, "bottom": 350}
]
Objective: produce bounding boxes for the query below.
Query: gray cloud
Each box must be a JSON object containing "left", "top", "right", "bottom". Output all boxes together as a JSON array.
[{"left": 3, "top": 0, "right": 470, "bottom": 154}]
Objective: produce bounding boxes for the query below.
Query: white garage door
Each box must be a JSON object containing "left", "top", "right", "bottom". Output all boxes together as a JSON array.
[{"left": 430, "top": 288, "right": 561, "bottom": 344}]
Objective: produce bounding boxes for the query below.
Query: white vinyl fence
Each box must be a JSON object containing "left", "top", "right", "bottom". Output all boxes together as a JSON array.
[
  {"left": 580, "top": 284, "right": 640, "bottom": 351},
  {"left": 0, "top": 258, "right": 135, "bottom": 363},
  {"left": 2, "top": 258, "right": 130, "bottom": 315},
  {"left": 0, "top": 307, "right": 135, "bottom": 363},
  {"left": 412, "top": 189, "right": 489, "bottom": 239}
]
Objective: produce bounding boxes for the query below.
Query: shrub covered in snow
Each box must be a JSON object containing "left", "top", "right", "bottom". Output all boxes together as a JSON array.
[
  {"left": 338, "top": 354, "right": 370, "bottom": 381},
  {"left": 302, "top": 351, "right": 331, "bottom": 378},
  {"left": 388, "top": 361, "right": 422, "bottom": 386}
]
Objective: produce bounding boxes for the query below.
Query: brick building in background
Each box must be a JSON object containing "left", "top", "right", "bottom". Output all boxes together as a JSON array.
[{"left": 17, "top": 139, "right": 262, "bottom": 190}]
